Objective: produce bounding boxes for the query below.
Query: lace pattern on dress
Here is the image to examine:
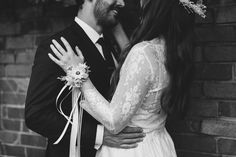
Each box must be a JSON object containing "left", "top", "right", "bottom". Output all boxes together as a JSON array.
[{"left": 81, "top": 38, "right": 168, "bottom": 134}]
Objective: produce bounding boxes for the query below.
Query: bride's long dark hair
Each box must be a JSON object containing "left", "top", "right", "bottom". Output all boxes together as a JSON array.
[{"left": 111, "top": 0, "right": 195, "bottom": 116}]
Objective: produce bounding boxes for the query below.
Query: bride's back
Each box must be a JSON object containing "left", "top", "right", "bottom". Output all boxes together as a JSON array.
[{"left": 121, "top": 38, "right": 169, "bottom": 133}]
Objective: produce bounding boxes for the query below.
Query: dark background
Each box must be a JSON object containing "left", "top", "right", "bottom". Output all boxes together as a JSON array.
[{"left": 0, "top": 0, "right": 236, "bottom": 156}]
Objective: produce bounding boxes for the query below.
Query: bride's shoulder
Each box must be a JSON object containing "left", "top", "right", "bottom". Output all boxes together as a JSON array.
[
  {"left": 130, "top": 41, "right": 152, "bottom": 52},
  {"left": 130, "top": 38, "right": 165, "bottom": 60}
]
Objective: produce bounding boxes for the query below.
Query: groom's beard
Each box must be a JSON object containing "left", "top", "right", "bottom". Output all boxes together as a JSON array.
[{"left": 94, "top": 0, "right": 122, "bottom": 28}]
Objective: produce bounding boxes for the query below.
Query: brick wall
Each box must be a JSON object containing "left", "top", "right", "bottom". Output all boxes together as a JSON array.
[
  {"left": 171, "top": 0, "right": 236, "bottom": 157},
  {"left": 0, "top": 0, "right": 235, "bottom": 157},
  {"left": 0, "top": 1, "right": 77, "bottom": 156}
]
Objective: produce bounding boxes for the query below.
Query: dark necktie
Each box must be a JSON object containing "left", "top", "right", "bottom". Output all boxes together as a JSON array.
[{"left": 97, "top": 38, "right": 115, "bottom": 69}]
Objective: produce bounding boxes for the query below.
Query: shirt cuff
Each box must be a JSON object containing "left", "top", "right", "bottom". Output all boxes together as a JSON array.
[{"left": 94, "top": 124, "right": 104, "bottom": 150}]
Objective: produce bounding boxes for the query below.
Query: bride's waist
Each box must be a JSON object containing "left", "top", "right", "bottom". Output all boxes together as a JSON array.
[
  {"left": 128, "top": 123, "right": 166, "bottom": 134},
  {"left": 143, "top": 125, "right": 165, "bottom": 133}
]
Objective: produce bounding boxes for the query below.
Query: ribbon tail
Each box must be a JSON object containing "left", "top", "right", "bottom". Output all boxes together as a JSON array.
[
  {"left": 53, "top": 90, "right": 78, "bottom": 145},
  {"left": 69, "top": 88, "right": 83, "bottom": 157},
  {"left": 77, "top": 95, "right": 84, "bottom": 157}
]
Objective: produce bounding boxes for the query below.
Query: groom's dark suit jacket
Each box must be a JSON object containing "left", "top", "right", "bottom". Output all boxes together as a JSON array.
[{"left": 25, "top": 21, "right": 116, "bottom": 157}]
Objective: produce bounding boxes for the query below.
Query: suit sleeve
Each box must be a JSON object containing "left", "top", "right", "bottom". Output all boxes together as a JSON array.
[
  {"left": 25, "top": 37, "right": 100, "bottom": 152},
  {"left": 25, "top": 42, "right": 72, "bottom": 142}
]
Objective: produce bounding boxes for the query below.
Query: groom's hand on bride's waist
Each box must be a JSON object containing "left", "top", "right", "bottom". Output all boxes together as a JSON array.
[{"left": 103, "top": 126, "right": 146, "bottom": 149}]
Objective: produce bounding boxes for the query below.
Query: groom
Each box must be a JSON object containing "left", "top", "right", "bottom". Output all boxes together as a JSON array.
[{"left": 25, "top": 0, "right": 144, "bottom": 157}]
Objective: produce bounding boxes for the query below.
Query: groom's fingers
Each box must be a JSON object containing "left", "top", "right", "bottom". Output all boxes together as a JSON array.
[
  {"left": 121, "top": 126, "right": 143, "bottom": 133},
  {"left": 119, "top": 132, "right": 145, "bottom": 139},
  {"left": 122, "top": 138, "right": 143, "bottom": 144}
]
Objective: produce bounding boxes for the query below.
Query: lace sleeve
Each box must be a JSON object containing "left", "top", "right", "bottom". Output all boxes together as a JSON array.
[{"left": 81, "top": 46, "right": 153, "bottom": 134}]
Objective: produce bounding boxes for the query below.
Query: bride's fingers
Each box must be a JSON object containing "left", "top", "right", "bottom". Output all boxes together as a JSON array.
[
  {"left": 50, "top": 44, "right": 63, "bottom": 60},
  {"left": 52, "top": 39, "right": 66, "bottom": 55},
  {"left": 61, "top": 37, "right": 73, "bottom": 55},
  {"left": 48, "top": 53, "right": 62, "bottom": 66},
  {"left": 75, "top": 46, "right": 84, "bottom": 62}
]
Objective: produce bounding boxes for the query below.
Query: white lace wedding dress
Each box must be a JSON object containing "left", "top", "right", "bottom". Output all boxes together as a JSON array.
[{"left": 81, "top": 38, "right": 177, "bottom": 157}]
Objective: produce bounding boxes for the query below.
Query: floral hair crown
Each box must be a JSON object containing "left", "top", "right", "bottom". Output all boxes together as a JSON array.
[{"left": 179, "top": 0, "right": 207, "bottom": 18}]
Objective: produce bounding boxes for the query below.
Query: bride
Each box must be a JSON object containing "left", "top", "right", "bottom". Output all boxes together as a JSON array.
[{"left": 48, "top": 0, "right": 206, "bottom": 156}]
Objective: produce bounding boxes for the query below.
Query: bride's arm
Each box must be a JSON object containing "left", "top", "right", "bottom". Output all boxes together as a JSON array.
[
  {"left": 81, "top": 47, "right": 152, "bottom": 134},
  {"left": 48, "top": 38, "right": 153, "bottom": 134}
]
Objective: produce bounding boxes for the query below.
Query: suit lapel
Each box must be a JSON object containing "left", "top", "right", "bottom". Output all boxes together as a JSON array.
[{"left": 69, "top": 22, "right": 107, "bottom": 69}]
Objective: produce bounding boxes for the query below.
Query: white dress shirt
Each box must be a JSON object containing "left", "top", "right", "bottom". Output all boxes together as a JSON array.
[{"left": 74, "top": 17, "right": 105, "bottom": 150}]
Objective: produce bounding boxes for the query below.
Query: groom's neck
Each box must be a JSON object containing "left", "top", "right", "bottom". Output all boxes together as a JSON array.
[{"left": 77, "top": 8, "right": 103, "bottom": 35}]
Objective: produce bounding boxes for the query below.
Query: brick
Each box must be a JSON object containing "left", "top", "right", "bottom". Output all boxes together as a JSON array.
[
  {"left": 21, "top": 134, "right": 47, "bottom": 148},
  {"left": 13, "top": 78, "right": 30, "bottom": 93},
  {"left": 0, "top": 0, "right": 29, "bottom": 9},
  {"left": 188, "top": 99, "right": 218, "bottom": 117},
  {"left": 49, "top": 18, "right": 71, "bottom": 33},
  {"left": 0, "top": 131, "right": 19, "bottom": 144},
  {"left": 207, "top": 0, "right": 236, "bottom": 6},
  {"left": 204, "top": 45, "right": 236, "bottom": 62},
  {"left": 15, "top": 49, "right": 36, "bottom": 64},
  {"left": 0, "top": 38, "right": 4, "bottom": 50},
  {"left": 177, "top": 150, "right": 220, "bottom": 157},
  {"left": 0, "top": 92, "right": 26, "bottom": 105},
  {"left": 26, "top": 147, "right": 45, "bottom": 157},
  {"left": 21, "top": 19, "right": 52, "bottom": 34},
  {"left": 7, "top": 107, "right": 24, "bottom": 119},
  {"left": 173, "top": 134, "right": 217, "bottom": 153},
  {"left": 0, "top": 78, "right": 29, "bottom": 93},
  {"left": 22, "top": 122, "right": 31, "bottom": 133},
  {"left": 1, "top": 106, "right": 7, "bottom": 118},
  {"left": 215, "top": 5, "right": 236, "bottom": 23},
  {"left": 218, "top": 138, "right": 236, "bottom": 155},
  {"left": 35, "top": 35, "right": 51, "bottom": 45},
  {"left": 193, "top": 46, "right": 203, "bottom": 62},
  {"left": 194, "top": 63, "right": 232, "bottom": 81},
  {"left": 219, "top": 101, "right": 236, "bottom": 118},
  {"left": 0, "top": 53, "right": 15, "bottom": 64},
  {"left": 0, "top": 65, "right": 5, "bottom": 76},
  {"left": 5, "top": 64, "right": 32, "bottom": 77},
  {"left": 190, "top": 82, "right": 203, "bottom": 98},
  {"left": 204, "top": 83, "right": 236, "bottom": 99},
  {"left": 234, "top": 65, "right": 236, "bottom": 81},
  {"left": 201, "top": 119, "right": 236, "bottom": 137},
  {"left": 2, "top": 119, "right": 21, "bottom": 131},
  {"left": 167, "top": 119, "right": 201, "bottom": 134},
  {"left": 16, "top": 7, "right": 43, "bottom": 20},
  {"left": 6, "top": 35, "right": 36, "bottom": 49},
  {"left": 44, "top": 5, "right": 76, "bottom": 18},
  {"left": 3, "top": 144, "right": 25, "bottom": 157},
  {"left": 195, "top": 26, "right": 236, "bottom": 42},
  {"left": 0, "top": 79, "right": 17, "bottom": 92},
  {"left": 0, "top": 22, "right": 20, "bottom": 35},
  {"left": 0, "top": 141, "right": 3, "bottom": 155}
]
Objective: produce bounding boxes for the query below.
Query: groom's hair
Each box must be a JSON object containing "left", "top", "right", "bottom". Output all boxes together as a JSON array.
[
  {"left": 75, "top": 0, "right": 85, "bottom": 9},
  {"left": 75, "top": 0, "right": 94, "bottom": 9}
]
